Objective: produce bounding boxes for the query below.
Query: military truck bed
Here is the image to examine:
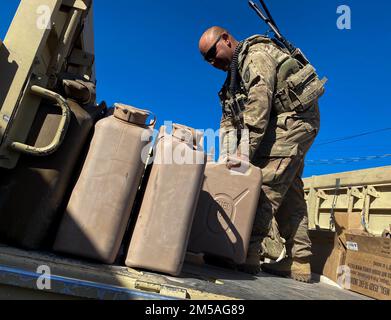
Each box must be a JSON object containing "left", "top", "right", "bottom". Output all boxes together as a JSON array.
[{"left": 0, "top": 245, "right": 368, "bottom": 300}]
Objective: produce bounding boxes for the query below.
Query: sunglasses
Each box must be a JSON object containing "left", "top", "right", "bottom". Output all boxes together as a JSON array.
[{"left": 203, "top": 35, "right": 223, "bottom": 63}]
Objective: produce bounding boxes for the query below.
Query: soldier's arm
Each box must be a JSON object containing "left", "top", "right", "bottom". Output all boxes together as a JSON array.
[{"left": 239, "top": 49, "right": 277, "bottom": 159}]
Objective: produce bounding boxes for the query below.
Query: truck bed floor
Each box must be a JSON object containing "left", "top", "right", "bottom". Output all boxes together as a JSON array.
[{"left": 0, "top": 245, "right": 369, "bottom": 300}]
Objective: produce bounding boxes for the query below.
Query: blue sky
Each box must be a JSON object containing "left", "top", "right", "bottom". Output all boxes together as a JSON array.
[{"left": 1, "top": 0, "right": 391, "bottom": 177}]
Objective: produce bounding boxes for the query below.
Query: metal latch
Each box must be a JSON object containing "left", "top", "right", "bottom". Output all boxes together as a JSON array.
[
  {"left": 350, "top": 187, "right": 363, "bottom": 199},
  {"left": 367, "top": 185, "right": 380, "bottom": 198},
  {"left": 362, "top": 185, "right": 380, "bottom": 234},
  {"left": 347, "top": 187, "right": 363, "bottom": 213},
  {"left": 316, "top": 190, "right": 328, "bottom": 200},
  {"left": 314, "top": 190, "right": 328, "bottom": 228}
]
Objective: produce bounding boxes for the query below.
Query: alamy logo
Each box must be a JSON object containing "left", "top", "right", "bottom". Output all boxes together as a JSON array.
[
  {"left": 36, "top": 5, "right": 52, "bottom": 30},
  {"left": 139, "top": 121, "right": 250, "bottom": 175},
  {"left": 337, "top": 265, "right": 351, "bottom": 290},
  {"left": 337, "top": 5, "right": 352, "bottom": 30},
  {"left": 36, "top": 265, "right": 51, "bottom": 290}
]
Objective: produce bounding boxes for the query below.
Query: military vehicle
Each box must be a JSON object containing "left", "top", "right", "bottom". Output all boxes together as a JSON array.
[{"left": 0, "top": 0, "right": 389, "bottom": 300}]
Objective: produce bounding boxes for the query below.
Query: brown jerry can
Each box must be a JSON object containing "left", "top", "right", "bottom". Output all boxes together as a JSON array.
[
  {"left": 0, "top": 99, "right": 105, "bottom": 249},
  {"left": 125, "top": 124, "right": 207, "bottom": 276},
  {"left": 53, "top": 104, "right": 155, "bottom": 264},
  {"left": 188, "top": 161, "right": 263, "bottom": 264}
]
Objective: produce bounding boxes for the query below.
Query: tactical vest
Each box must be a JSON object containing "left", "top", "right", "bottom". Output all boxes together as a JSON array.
[{"left": 220, "top": 35, "right": 327, "bottom": 123}]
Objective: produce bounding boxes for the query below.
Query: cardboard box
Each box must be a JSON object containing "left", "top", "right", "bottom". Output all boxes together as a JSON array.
[
  {"left": 322, "top": 241, "right": 346, "bottom": 283},
  {"left": 309, "top": 230, "right": 346, "bottom": 282},
  {"left": 334, "top": 212, "right": 363, "bottom": 248},
  {"left": 344, "top": 233, "right": 391, "bottom": 300}
]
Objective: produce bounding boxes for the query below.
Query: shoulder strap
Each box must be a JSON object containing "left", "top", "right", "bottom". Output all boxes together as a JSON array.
[{"left": 229, "top": 41, "right": 245, "bottom": 96}]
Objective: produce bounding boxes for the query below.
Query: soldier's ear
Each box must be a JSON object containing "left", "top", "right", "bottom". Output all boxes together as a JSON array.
[{"left": 222, "top": 33, "right": 230, "bottom": 43}]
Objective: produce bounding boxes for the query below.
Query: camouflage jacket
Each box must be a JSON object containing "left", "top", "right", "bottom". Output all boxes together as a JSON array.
[
  {"left": 219, "top": 35, "right": 321, "bottom": 160},
  {"left": 219, "top": 35, "right": 289, "bottom": 159}
]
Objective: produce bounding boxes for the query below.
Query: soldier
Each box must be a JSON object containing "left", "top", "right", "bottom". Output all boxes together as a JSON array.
[{"left": 199, "top": 26, "right": 324, "bottom": 282}]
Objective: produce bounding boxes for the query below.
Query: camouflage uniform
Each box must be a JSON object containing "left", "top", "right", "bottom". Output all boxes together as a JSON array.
[{"left": 219, "top": 35, "right": 322, "bottom": 261}]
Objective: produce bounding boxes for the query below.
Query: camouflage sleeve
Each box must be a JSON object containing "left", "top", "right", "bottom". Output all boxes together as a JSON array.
[
  {"left": 219, "top": 115, "right": 237, "bottom": 160},
  {"left": 239, "top": 49, "right": 277, "bottom": 159}
]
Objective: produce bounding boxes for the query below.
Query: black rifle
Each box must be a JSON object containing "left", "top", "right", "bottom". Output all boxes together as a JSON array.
[
  {"left": 248, "top": 0, "right": 310, "bottom": 66},
  {"left": 248, "top": 0, "right": 295, "bottom": 53}
]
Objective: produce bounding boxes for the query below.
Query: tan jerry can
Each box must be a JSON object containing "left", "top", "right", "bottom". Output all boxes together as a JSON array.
[
  {"left": 125, "top": 124, "right": 207, "bottom": 276},
  {"left": 53, "top": 104, "right": 154, "bottom": 264},
  {"left": 188, "top": 161, "right": 263, "bottom": 264}
]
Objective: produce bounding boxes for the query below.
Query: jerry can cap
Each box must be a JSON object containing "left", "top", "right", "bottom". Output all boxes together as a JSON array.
[{"left": 113, "top": 103, "right": 153, "bottom": 125}]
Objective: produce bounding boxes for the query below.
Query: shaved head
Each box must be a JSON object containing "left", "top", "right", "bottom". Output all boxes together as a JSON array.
[
  {"left": 199, "top": 26, "right": 228, "bottom": 54},
  {"left": 199, "top": 26, "right": 239, "bottom": 71}
]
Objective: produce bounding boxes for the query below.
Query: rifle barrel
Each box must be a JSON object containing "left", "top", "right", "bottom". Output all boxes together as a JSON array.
[
  {"left": 259, "top": 0, "right": 279, "bottom": 32},
  {"left": 248, "top": 1, "right": 283, "bottom": 39},
  {"left": 248, "top": 0, "right": 296, "bottom": 54}
]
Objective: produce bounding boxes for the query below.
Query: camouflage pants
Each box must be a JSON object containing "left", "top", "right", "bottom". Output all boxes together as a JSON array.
[{"left": 250, "top": 104, "right": 320, "bottom": 260}]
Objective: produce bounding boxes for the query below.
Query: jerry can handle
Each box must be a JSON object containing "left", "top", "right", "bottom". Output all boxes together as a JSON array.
[
  {"left": 221, "top": 155, "right": 251, "bottom": 175},
  {"left": 9, "top": 85, "right": 71, "bottom": 156}
]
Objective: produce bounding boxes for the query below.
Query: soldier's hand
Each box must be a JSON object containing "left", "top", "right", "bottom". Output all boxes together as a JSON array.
[
  {"left": 226, "top": 156, "right": 242, "bottom": 170},
  {"left": 226, "top": 154, "right": 249, "bottom": 170}
]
